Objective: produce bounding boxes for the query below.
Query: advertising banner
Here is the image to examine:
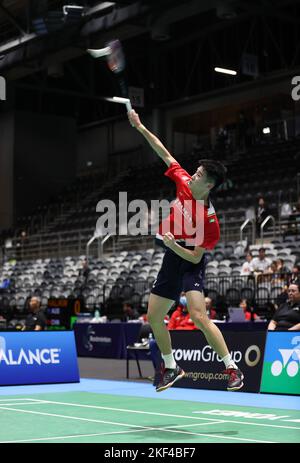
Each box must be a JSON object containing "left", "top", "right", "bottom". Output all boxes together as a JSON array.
[
  {"left": 74, "top": 322, "right": 142, "bottom": 358},
  {"left": 260, "top": 331, "right": 300, "bottom": 395},
  {"left": 0, "top": 331, "right": 79, "bottom": 386},
  {"left": 170, "top": 330, "right": 266, "bottom": 392}
]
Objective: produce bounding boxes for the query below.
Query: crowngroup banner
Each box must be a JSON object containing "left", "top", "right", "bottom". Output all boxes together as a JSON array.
[
  {"left": 170, "top": 330, "right": 266, "bottom": 392},
  {"left": 0, "top": 331, "right": 79, "bottom": 386}
]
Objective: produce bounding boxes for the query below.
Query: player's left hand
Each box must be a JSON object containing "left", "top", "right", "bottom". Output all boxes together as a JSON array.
[{"left": 163, "top": 232, "right": 176, "bottom": 249}]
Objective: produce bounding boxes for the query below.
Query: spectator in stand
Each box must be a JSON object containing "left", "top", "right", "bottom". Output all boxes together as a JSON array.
[
  {"left": 205, "top": 297, "right": 217, "bottom": 320},
  {"left": 0, "top": 277, "right": 11, "bottom": 292},
  {"left": 79, "top": 259, "right": 90, "bottom": 282},
  {"left": 168, "top": 293, "right": 197, "bottom": 330},
  {"left": 268, "top": 283, "right": 300, "bottom": 331},
  {"left": 290, "top": 264, "right": 300, "bottom": 286},
  {"left": 255, "top": 197, "right": 270, "bottom": 237},
  {"left": 267, "top": 260, "right": 278, "bottom": 274},
  {"left": 275, "top": 285, "right": 289, "bottom": 307},
  {"left": 280, "top": 202, "right": 292, "bottom": 221},
  {"left": 292, "top": 198, "right": 300, "bottom": 217},
  {"left": 122, "top": 301, "right": 140, "bottom": 322},
  {"left": 280, "top": 201, "right": 294, "bottom": 237},
  {"left": 286, "top": 198, "right": 300, "bottom": 235},
  {"left": 276, "top": 258, "right": 289, "bottom": 276},
  {"left": 21, "top": 297, "right": 47, "bottom": 331},
  {"left": 239, "top": 298, "right": 261, "bottom": 322},
  {"left": 240, "top": 252, "right": 254, "bottom": 276},
  {"left": 266, "top": 260, "right": 282, "bottom": 284},
  {"left": 251, "top": 248, "right": 272, "bottom": 274}
]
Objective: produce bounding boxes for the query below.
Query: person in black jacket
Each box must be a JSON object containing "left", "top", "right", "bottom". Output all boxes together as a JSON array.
[
  {"left": 268, "top": 283, "right": 300, "bottom": 331},
  {"left": 22, "top": 297, "right": 47, "bottom": 331},
  {"left": 255, "top": 197, "right": 269, "bottom": 237}
]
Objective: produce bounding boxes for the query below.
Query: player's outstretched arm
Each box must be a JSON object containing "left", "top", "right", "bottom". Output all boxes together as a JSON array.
[{"left": 128, "top": 110, "right": 177, "bottom": 167}]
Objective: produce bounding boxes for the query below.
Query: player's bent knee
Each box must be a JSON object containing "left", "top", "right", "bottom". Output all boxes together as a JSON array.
[{"left": 190, "top": 311, "right": 210, "bottom": 330}]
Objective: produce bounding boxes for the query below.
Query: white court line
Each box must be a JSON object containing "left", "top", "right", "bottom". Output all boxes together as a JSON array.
[
  {"left": 22, "top": 398, "right": 300, "bottom": 431},
  {"left": 1, "top": 421, "right": 223, "bottom": 443},
  {"left": 0, "top": 402, "right": 51, "bottom": 406},
  {"left": 0, "top": 406, "right": 275, "bottom": 443},
  {"left": 0, "top": 398, "right": 44, "bottom": 402}
]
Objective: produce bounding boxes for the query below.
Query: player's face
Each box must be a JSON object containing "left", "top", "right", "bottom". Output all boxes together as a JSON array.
[
  {"left": 29, "top": 297, "right": 40, "bottom": 311},
  {"left": 288, "top": 284, "right": 300, "bottom": 303},
  {"left": 188, "top": 166, "right": 212, "bottom": 192}
]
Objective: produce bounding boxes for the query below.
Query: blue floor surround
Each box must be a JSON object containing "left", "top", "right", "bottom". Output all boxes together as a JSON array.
[{"left": 0, "top": 378, "right": 299, "bottom": 411}]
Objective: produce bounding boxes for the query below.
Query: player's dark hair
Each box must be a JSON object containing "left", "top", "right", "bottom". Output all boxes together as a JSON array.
[{"left": 198, "top": 159, "right": 227, "bottom": 191}]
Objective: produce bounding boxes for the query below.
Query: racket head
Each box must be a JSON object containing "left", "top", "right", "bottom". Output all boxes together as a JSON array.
[{"left": 106, "top": 39, "right": 125, "bottom": 74}]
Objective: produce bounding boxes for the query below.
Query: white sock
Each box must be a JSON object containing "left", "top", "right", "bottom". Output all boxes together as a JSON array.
[
  {"left": 222, "top": 353, "right": 238, "bottom": 370},
  {"left": 162, "top": 353, "right": 177, "bottom": 369}
]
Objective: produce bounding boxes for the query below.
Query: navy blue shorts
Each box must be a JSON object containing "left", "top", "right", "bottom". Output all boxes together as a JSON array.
[{"left": 151, "top": 241, "right": 207, "bottom": 301}]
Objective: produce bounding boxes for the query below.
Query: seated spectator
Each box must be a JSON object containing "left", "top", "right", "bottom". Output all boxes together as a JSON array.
[
  {"left": 205, "top": 297, "right": 217, "bottom": 320},
  {"left": 240, "top": 252, "right": 254, "bottom": 276},
  {"left": 168, "top": 293, "right": 197, "bottom": 330},
  {"left": 21, "top": 297, "right": 47, "bottom": 331},
  {"left": 78, "top": 259, "right": 90, "bottom": 281},
  {"left": 239, "top": 298, "right": 261, "bottom": 321},
  {"left": 251, "top": 248, "right": 272, "bottom": 274},
  {"left": 0, "top": 277, "right": 10, "bottom": 292},
  {"left": 122, "top": 301, "right": 139, "bottom": 322},
  {"left": 288, "top": 198, "right": 300, "bottom": 235},
  {"left": 280, "top": 202, "right": 292, "bottom": 220},
  {"left": 275, "top": 284, "right": 289, "bottom": 307},
  {"left": 276, "top": 258, "right": 289, "bottom": 276},
  {"left": 267, "top": 260, "right": 278, "bottom": 274},
  {"left": 292, "top": 197, "right": 300, "bottom": 217},
  {"left": 266, "top": 260, "right": 282, "bottom": 284},
  {"left": 290, "top": 264, "right": 300, "bottom": 286},
  {"left": 268, "top": 283, "right": 300, "bottom": 331}
]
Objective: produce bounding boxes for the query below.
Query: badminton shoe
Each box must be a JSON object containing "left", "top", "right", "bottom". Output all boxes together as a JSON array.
[
  {"left": 224, "top": 368, "right": 244, "bottom": 391},
  {"left": 156, "top": 364, "right": 185, "bottom": 392}
]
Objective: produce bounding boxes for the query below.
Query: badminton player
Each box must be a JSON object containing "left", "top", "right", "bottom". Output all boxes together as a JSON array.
[{"left": 127, "top": 110, "right": 244, "bottom": 392}]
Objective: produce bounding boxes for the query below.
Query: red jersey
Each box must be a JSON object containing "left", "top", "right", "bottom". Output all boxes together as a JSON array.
[{"left": 158, "top": 162, "right": 220, "bottom": 249}]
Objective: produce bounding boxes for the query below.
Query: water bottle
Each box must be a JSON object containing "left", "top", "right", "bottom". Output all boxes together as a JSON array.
[
  {"left": 94, "top": 309, "right": 100, "bottom": 322},
  {"left": 148, "top": 333, "right": 154, "bottom": 346}
]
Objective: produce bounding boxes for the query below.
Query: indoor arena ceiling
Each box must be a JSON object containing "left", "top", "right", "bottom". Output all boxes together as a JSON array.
[
  {"left": 1, "top": 0, "right": 300, "bottom": 125},
  {"left": 0, "top": 0, "right": 299, "bottom": 79}
]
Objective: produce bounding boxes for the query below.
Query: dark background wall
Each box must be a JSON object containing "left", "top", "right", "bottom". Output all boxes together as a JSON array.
[
  {"left": 14, "top": 111, "right": 77, "bottom": 218},
  {"left": 0, "top": 112, "right": 14, "bottom": 230}
]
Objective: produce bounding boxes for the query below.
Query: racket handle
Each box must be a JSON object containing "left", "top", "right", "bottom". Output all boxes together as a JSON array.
[
  {"left": 125, "top": 100, "right": 132, "bottom": 112},
  {"left": 112, "top": 96, "right": 133, "bottom": 120}
]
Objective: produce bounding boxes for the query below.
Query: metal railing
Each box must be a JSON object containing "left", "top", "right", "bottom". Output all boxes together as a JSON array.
[
  {"left": 86, "top": 233, "right": 115, "bottom": 261},
  {"left": 260, "top": 215, "right": 276, "bottom": 243},
  {"left": 240, "top": 218, "right": 256, "bottom": 243},
  {"left": 5, "top": 228, "right": 94, "bottom": 261},
  {"left": 0, "top": 273, "right": 292, "bottom": 324}
]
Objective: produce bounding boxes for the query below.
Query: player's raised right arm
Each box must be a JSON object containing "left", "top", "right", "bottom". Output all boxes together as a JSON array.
[{"left": 128, "top": 110, "right": 177, "bottom": 167}]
